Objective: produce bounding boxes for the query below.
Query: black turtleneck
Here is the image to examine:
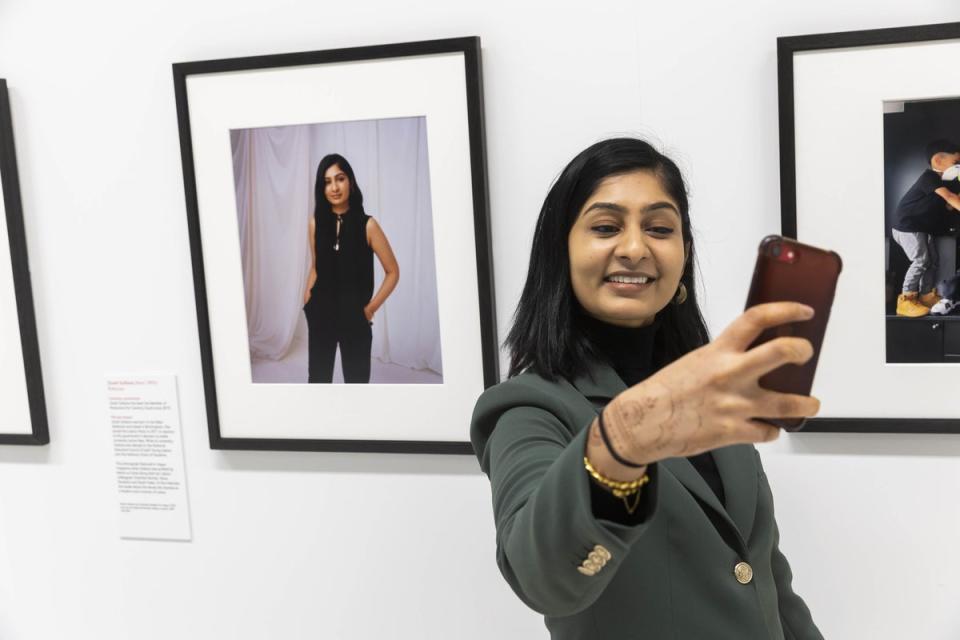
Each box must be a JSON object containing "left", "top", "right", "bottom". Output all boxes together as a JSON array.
[{"left": 580, "top": 314, "right": 726, "bottom": 522}]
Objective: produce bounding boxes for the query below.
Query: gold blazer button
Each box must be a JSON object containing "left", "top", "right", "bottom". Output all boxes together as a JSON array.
[
  {"left": 592, "top": 545, "right": 611, "bottom": 562},
  {"left": 734, "top": 561, "right": 754, "bottom": 585}
]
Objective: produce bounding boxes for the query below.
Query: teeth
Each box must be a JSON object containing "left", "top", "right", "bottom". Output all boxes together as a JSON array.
[{"left": 608, "top": 275, "right": 651, "bottom": 284}]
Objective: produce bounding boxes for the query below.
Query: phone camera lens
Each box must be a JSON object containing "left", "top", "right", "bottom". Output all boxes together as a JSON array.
[{"left": 771, "top": 244, "right": 782, "bottom": 257}]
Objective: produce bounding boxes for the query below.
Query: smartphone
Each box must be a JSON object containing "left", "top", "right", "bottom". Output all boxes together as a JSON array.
[{"left": 744, "top": 235, "right": 842, "bottom": 431}]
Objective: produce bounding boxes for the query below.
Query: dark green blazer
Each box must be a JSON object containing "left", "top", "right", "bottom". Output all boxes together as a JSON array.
[{"left": 470, "top": 361, "right": 823, "bottom": 640}]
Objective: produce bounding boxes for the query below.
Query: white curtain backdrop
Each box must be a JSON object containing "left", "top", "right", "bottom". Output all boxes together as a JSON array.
[{"left": 230, "top": 117, "right": 443, "bottom": 377}]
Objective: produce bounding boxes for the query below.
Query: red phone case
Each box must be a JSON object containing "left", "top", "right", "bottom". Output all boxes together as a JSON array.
[{"left": 744, "top": 235, "right": 842, "bottom": 431}]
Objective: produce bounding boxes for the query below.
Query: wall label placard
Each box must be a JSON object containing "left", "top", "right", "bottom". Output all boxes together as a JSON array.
[{"left": 106, "top": 375, "right": 192, "bottom": 541}]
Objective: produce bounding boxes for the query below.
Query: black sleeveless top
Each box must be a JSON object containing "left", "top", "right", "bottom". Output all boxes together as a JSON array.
[{"left": 312, "top": 208, "right": 374, "bottom": 313}]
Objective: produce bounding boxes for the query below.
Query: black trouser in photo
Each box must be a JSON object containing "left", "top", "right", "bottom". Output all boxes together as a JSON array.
[{"left": 304, "top": 302, "right": 372, "bottom": 383}]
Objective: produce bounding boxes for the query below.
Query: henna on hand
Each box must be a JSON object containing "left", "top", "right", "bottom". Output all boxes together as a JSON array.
[{"left": 597, "top": 302, "right": 822, "bottom": 464}]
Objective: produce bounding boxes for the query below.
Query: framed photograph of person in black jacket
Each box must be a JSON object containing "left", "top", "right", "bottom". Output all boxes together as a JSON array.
[
  {"left": 0, "top": 79, "right": 48, "bottom": 445},
  {"left": 174, "top": 37, "right": 496, "bottom": 453},
  {"left": 778, "top": 22, "right": 960, "bottom": 434}
]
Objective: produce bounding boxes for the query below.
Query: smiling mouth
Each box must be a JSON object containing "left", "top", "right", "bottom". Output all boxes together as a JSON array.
[{"left": 605, "top": 275, "right": 655, "bottom": 284}]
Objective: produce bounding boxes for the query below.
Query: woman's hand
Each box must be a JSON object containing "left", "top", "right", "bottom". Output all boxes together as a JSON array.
[
  {"left": 363, "top": 304, "right": 374, "bottom": 322},
  {"left": 304, "top": 268, "right": 317, "bottom": 305},
  {"left": 588, "top": 302, "right": 820, "bottom": 479}
]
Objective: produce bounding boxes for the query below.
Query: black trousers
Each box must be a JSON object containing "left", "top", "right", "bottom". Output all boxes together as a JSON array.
[{"left": 304, "top": 298, "right": 372, "bottom": 383}]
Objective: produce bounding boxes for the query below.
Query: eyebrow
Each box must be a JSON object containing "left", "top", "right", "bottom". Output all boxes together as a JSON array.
[{"left": 582, "top": 201, "right": 680, "bottom": 217}]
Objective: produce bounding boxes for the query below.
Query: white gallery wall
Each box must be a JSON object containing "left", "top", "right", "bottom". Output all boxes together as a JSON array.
[{"left": 1, "top": 1, "right": 959, "bottom": 638}]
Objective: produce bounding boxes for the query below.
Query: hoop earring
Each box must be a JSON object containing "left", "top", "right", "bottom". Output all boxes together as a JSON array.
[{"left": 674, "top": 283, "right": 688, "bottom": 305}]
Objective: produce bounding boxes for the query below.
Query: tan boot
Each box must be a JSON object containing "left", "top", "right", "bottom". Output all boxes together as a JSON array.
[
  {"left": 919, "top": 288, "right": 941, "bottom": 307},
  {"left": 897, "top": 292, "right": 929, "bottom": 317}
]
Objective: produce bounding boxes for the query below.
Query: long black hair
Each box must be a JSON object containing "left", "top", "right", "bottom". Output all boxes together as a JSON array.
[
  {"left": 314, "top": 153, "right": 365, "bottom": 218},
  {"left": 506, "top": 137, "right": 710, "bottom": 381}
]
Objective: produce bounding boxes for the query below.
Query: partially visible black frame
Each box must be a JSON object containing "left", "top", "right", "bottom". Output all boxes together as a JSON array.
[
  {"left": 173, "top": 37, "right": 496, "bottom": 454},
  {"left": 778, "top": 22, "right": 960, "bottom": 434},
  {"left": 0, "top": 79, "right": 48, "bottom": 445}
]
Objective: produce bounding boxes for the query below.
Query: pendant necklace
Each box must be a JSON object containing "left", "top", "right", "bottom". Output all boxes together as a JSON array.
[{"left": 334, "top": 214, "right": 343, "bottom": 251}]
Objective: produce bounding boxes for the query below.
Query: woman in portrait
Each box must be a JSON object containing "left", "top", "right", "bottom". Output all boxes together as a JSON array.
[
  {"left": 304, "top": 153, "right": 399, "bottom": 383},
  {"left": 470, "top": 138, "right": 823, "bottom": 638}
]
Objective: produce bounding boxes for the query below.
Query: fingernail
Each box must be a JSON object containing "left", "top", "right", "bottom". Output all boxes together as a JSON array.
[{"left": 802, "top": 305, "right": 815, "bottom": 318}]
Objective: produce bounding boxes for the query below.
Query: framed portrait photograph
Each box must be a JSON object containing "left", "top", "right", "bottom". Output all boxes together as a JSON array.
[
  {"left": 174, "top": 37, "right": 497, "bottom": 453},
  {"left": 778, "top": 22, "right": 960, "bottom": 433},
  {"left": 0, "top": 79, "right": 48, "bottom": 445}
]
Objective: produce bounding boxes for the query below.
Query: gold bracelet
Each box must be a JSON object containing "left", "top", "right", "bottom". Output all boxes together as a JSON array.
[
  {"left": 583, "top": 456, "right": 650, "bottom": 515},
  {"left": 583, "top": 456, "right": 650, "bottom": 498}
]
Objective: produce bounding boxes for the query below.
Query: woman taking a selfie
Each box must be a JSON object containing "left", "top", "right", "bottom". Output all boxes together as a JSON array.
[{"left": 471, "top": 138, "right": 823, "bottom": 639}]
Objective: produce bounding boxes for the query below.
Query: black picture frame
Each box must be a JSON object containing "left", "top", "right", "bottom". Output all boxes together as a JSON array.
[
  {"left": 778, "top": 22, "right": 960, "bottom": 434},
  {"left": 174, "top": 37, "right": 496, "bottom": 453},
  {"left": 0, "top": 79, "right": 49, "bottom": 445}
]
